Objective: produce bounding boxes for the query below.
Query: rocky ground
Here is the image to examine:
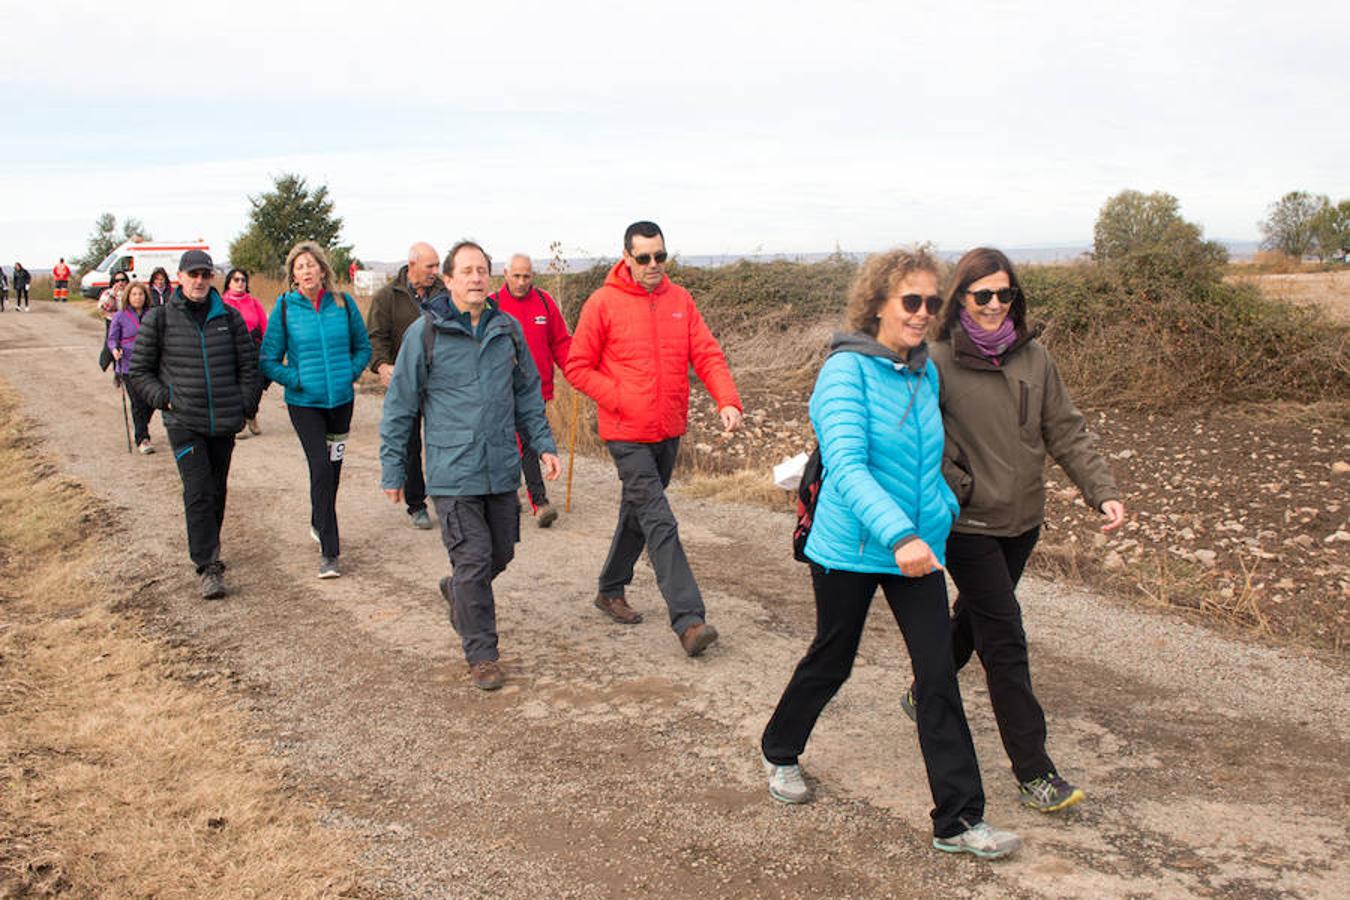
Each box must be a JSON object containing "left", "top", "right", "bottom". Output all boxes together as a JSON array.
[{"left": 682, "top": 386, "right": 1349, "bottom": 653}]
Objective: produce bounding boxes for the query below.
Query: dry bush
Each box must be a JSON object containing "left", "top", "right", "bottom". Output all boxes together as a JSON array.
[
  {"left": 0, "top": 384, "right": 363, "bottom": 897},
  {"left": 1021, "top": 262, "right": 1349, "bottom": 409}
]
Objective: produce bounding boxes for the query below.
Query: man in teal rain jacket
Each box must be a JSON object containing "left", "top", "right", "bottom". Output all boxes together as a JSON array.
[{"left": 379, "top": 241, "right": 560, "bottom": 691}]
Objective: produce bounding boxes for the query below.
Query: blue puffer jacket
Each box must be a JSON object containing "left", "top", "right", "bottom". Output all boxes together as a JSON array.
[
  {"left": 804, "top": 332, "right": 959, "bottom": 574},
  {"left": 379, "top": 292, "right": 557, "bottom": 497},
  {"left": 260, "top": 290, "right": 372, "bottom": 409}
]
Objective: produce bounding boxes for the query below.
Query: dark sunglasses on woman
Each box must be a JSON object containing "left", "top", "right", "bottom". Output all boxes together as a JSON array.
[
  {"left": 967, "top": 287, "right": 1018, "bottom": 306},
  {"left": 900, "top": 294, "right": 942, "bottom": 315}
]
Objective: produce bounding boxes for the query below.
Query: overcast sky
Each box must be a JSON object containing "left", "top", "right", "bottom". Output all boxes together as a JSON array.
[{"left": 3, "top": 0, "right": 1346, "bottom": 266}]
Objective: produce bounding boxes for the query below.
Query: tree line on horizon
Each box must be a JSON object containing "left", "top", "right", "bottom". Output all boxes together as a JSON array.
[{"left": 69, "top": 179, "right": 1348, "bottom": 281}]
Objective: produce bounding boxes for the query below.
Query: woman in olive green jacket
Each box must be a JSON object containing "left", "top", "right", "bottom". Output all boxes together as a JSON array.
[{"left": 913, "top": 247, "right": 1126, "bottom": 815}]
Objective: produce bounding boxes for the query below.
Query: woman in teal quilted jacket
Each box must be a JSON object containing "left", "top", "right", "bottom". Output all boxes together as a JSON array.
[
  {"left": 760, "top": 248, "right": 1021, "bottom": 860},
  {"left": 260, "top": 241, "right": 372, "bottom": 579}
]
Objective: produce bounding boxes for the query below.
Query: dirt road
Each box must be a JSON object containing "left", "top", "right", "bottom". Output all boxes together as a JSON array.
[{"left": 5, "top": 303, "right": 1347, "bottom": 898}]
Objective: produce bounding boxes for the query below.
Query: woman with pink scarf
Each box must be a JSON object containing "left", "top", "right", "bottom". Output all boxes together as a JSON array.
[
  {"left": 913, "top": 247, "right": 1126, "bottom": 816},
  {"left": 222, "top": 268, "right": 268, "bottom": 436}
]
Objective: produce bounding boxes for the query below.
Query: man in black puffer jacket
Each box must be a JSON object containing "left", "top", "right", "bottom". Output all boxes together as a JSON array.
[{"left": 130, "top": 250, "right": 261, "bottom": 599}]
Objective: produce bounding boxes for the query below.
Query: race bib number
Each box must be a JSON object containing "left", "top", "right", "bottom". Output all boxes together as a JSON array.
[{"left": 326, "top": 432, "right": 349, "bottom": 462}]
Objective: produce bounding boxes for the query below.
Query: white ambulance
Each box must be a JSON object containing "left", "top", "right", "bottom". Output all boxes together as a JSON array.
[{"left": 80, "top": 237, "right": 213, "bottom": 298}]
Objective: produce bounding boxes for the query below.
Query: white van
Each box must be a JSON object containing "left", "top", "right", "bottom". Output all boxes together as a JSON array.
[{"left": 80, "top": 237, "right": 213, "bottom": 298}]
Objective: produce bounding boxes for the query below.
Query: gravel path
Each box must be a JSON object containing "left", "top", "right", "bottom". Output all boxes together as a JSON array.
[{"left": 6, "top": 303, "right": 1348, "bottom": 899}]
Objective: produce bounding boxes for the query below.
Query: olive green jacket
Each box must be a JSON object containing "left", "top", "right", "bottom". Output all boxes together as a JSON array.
[
  {"left": 367, "top": 266, "right": 434, "bottom": 374},
  {"left": 932, "top": 324, "right": 1120, "bottom": 537}
]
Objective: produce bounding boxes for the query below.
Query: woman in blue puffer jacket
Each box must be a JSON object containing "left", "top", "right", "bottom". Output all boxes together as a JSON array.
[
  {"left": 260, "top": 241, "right": 372, "bottom": 579},
  {"left": 760, "top": 247, "right": 1021, "bottom": 861}
]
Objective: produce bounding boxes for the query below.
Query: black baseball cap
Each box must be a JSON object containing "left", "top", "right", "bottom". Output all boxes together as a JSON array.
[{"left": 179, "top": 249, "right": 214, "bottom": 273}]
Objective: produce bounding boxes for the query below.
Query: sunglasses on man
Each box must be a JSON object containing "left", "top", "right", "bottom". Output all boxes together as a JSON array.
[
  {"left": 967, "top": 287, "right": 1019, "bottom": 307},
  {"left": 631, "top": 251, "right": 668, "bottom": 266}
]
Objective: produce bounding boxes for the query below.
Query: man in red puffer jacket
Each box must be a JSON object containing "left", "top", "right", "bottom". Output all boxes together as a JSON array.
[
  {"left": 490, "top": 253, "right": 572, "bottom": 528},
  {"left": 565, "top": 221, "right": 742, "bottom": 657}
]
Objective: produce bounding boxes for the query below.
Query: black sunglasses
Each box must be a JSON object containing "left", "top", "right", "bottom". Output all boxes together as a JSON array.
[
  {"left": 631, "top": 251, "right": 668, "bottom": 266},
  {"left": 112, "top": 276, "right": 129, "bottom": 284},
  {"left": 967, "top": 287, "right": 1018, "bottom": 306},
  {"left": 900, "top": 294, "right": 942, "bottom": 315}
]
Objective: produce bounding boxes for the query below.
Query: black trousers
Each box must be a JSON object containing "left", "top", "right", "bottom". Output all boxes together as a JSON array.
[
  {"left": 403, "top": 411, "right": 427, "bottom": 515},
  {"left": 762, "top": 568, "right": 985, "bottom": 839},
  {"left": 434, "top": 493, "right": 520, "bottom": 663},
  {"left": 167, "top": 428, "right": 235, "bottom": 573},
  {"left": 287, "top": 402, "right": 354, "bottom": 558},
  {"left": 599, "top": 438, "right": 705, "bottom": 635},
  {"left": 122, "top": 380, "right": 154, "bottom": 444},
  {"left": 947, "top": 527, "right": 1053, "bottom": 783},
  {"left": 518, "top": 431, "right": 547, "bottom": 507}
]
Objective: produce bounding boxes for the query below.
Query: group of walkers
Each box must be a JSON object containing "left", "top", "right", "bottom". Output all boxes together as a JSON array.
[
  {"left": 103, "top": 223, "right": 1124, "bottom": 862},
  {"left": 1, "top": 263, "right": 33, "bottom": 311}
]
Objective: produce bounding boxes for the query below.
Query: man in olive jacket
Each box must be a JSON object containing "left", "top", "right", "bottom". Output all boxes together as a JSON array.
[
  {"left": 129, "top": 250, "right": 261, "bottom": 599},
  {"left": 366, "top": 241, "right": 441, "bottom": 529},
  {"left": 379, "top": 241, "right": 560, "bottom": 691}
]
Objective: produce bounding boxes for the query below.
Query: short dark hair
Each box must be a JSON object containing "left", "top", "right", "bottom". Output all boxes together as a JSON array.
[
  {"left": 444, "top": 240, "right": 491, "bottom": 276},
  {"left": 938, "top": 247, "right": 1028, "bottom": 339},
  {"left": 623, "top": 221, "right": 664, "bottom": 254},
  {"left": 224, "top": 268, "right": 250, "bottom": 292}
]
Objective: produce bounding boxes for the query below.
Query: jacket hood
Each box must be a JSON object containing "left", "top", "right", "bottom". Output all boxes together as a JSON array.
[
  {"left": 424, "top": 290, "right": 504, "bottom": 333},
  {"left": 603, "top": 259, "right": 670, "bottom": 297},
  {"left": 828, "top": 330, "right": 929, "bottom": 372}
]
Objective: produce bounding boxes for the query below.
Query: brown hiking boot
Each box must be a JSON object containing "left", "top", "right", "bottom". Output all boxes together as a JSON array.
[
  {"left": 536, "top": 503, "right": 558, "bottom": 528},
  {"left": 594, "top": 593, "right": 643, "bottom": 624},
  {"left": 470, "top": 660, "right": 503, "bottom": 691},
  {"left": 679, "top": 622, "right": 719, "bottom": 657}
]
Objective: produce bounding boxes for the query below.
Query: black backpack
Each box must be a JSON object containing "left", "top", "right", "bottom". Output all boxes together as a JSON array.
[{"left": 791, "top": 446, "right": 825, "bottom": 562}]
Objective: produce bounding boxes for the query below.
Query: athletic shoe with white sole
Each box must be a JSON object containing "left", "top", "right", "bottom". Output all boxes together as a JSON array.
[
  {"left": 932, "top": 818, "right": 1022, "bottom": 860},
  {"left": 762, "top": 755, "right": 812, "bottom": 804},
  {"left": 310, "top": 526, "right": 321, "bottom": 544},
  {"left": 1018, "top": 772, "right": 1085, "bottom": 813},
  {"left": 318, "top": 557, "right": 340, "bottom": 579}
]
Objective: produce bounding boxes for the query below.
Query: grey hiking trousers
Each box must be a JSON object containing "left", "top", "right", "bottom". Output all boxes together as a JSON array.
[
  {"left": 434, "top": 492, "right": 520, "bottom": 663},
  {"left": 598, "top": 438, "right": 706, "bottom": 635}
]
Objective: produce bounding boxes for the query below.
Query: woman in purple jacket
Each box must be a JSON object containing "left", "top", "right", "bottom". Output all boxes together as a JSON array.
[{"left": 108, "top": 281, "right": 157, "bottom": 454}]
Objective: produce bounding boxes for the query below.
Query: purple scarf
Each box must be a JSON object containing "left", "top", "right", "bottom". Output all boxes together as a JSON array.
[{"left": 960, "top": 309, "right": 1017, "bottom": 361}]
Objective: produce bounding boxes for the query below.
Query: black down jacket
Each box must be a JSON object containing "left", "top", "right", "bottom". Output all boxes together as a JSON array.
[{"left": 129, "top": 287, "right": 261, "bottom": 436}]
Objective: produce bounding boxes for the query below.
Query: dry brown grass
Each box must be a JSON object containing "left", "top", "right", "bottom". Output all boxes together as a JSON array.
[
  {"left": 1228, "top": 268, "right": 1350, "bottom": 324},
  {"left": 0, "top": 384, "right": 363, "bottom": 897}
]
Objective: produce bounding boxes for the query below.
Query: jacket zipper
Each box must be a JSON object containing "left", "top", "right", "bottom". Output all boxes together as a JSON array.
[
  {"left": 318, "top": 297, "right": 334, "bottom": 406},
  {"left": 650, "top": 295, "right": 661, "bottom": 434},
  {"left": 192, "top": 312, "right": 215, "bottom": 434},
  {"left": 1018, "top": 381, "right": 1028, "bottom": 426}
]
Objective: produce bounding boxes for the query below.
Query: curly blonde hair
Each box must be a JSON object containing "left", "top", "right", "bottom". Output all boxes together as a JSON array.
[{"left": 844, "top": 247, "right": 941, "bottom": 336}]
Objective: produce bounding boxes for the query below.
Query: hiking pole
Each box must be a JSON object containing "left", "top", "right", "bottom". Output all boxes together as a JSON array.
[
  {"left": 565, "top": 390, "right": 579, "bottom": 512},
  {"left": 119, "top": 379, "right": 133, "bottom": 453}
]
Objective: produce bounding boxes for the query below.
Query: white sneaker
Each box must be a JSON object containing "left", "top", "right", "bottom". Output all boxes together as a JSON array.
[
  {"left": 310, "top": 526, "right": 321, "bottom": 544},
  {"left": 932, "top": 818, "right": 1022, "bottom": 859},
  {"left": 762, "top": 755, "right": 812, "bottom": 804}
]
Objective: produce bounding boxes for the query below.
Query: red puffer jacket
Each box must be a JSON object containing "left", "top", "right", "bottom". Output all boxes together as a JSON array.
[{"left": 565, "top": 261, "right": 740, "bottom": 442}]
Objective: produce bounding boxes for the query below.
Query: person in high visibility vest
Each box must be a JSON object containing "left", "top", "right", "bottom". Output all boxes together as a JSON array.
[{"left": 52, "top": 258, "right": 72, "bottom": 303}]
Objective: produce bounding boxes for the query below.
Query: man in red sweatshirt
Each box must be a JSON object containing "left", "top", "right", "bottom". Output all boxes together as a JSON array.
[
  {"left": 490, "top": 254, "right": 572, "bottom": 528},
  {"left": 565, "top": 221, "right": 742, "bottom": 657}
]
